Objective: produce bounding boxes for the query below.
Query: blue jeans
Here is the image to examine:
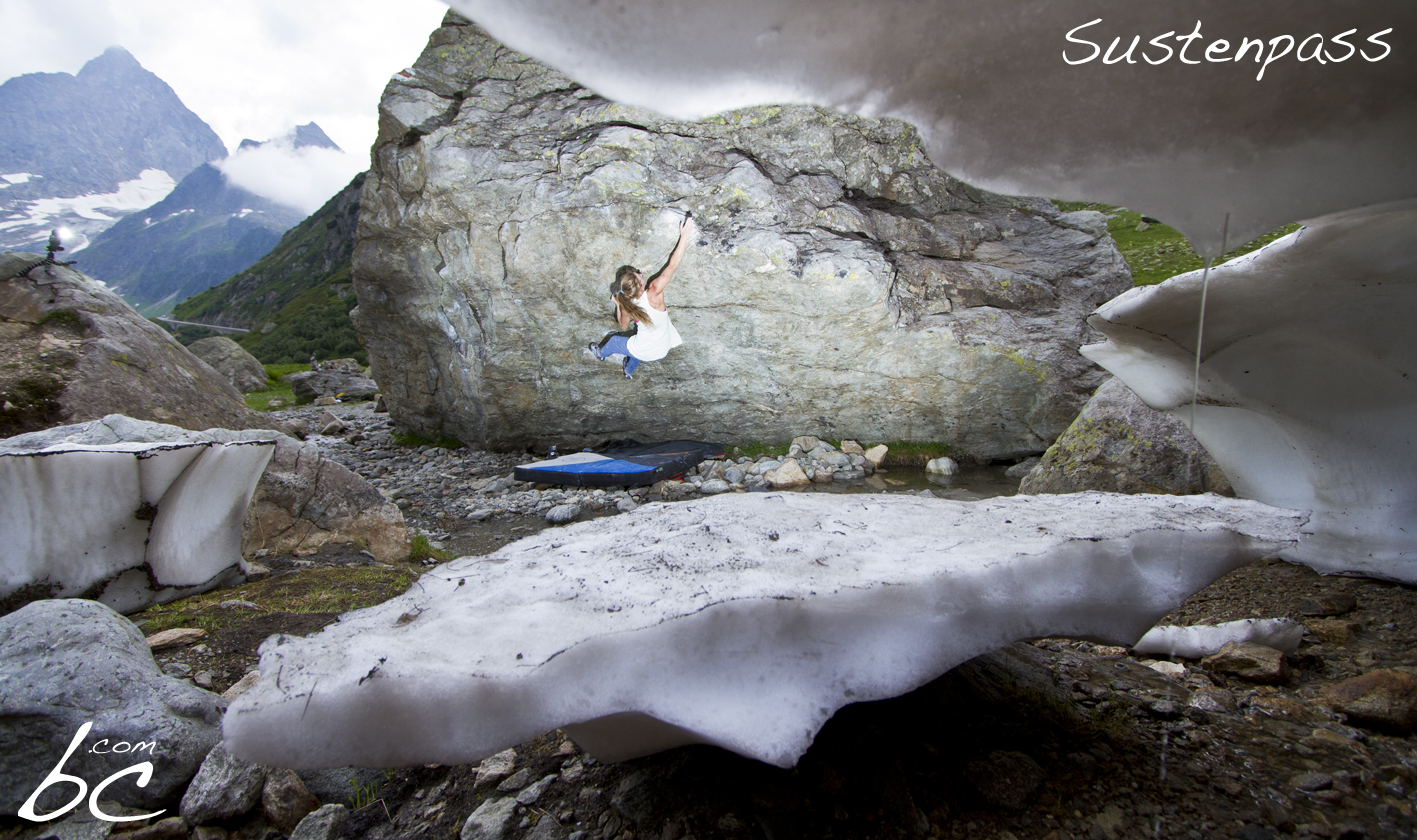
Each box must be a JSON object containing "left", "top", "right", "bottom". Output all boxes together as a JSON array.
[{"left": 597, "top": 334, "right": 641, "bottom": 375}]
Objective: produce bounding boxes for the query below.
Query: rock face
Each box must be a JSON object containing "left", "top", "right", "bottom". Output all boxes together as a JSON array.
[
  {"left": 353, "top": 16, "right": 1130, "bottom": 459},
  {"left": 224, "top": 491, "right": 1302, "bottom": 770},
  {"left": 188, "top": 336, "right": 269, "bottom": 393},
  {"left": 1019, "top": 377, "right": 1231, "bottom": 496},
  {"left": 0, "top": 599, "right": 224, "bottom": 816},
  {"left": 1081, "top": 204, "right": 1417, "bottom": 582},
  {"left": 0, "top": 255, "right": 277, "bottom": 437}
]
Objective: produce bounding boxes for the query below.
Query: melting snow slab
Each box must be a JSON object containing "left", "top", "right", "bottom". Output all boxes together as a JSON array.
[
  {"left": 224, "top": 491, "right": 1303, "bottom": 769},
  {"left": 0, "top": 438, "right": 274, "bottom": 613}
]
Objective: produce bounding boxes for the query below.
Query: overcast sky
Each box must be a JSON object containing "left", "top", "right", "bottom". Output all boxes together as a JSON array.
[{"left": 0, "top": 0, "right": 450, "bottom": 212}]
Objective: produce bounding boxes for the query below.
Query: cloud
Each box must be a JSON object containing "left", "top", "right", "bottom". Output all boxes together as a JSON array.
[{"left": 215, "top": 139, "right": 361, "bottom": 215}]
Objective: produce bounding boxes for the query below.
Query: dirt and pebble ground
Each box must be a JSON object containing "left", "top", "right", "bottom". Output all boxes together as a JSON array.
[{"left": 7, "top": 402, "right": 1417, "bottom": 840}]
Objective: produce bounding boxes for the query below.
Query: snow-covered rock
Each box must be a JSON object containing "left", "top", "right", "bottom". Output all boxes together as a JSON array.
[
  {"left": 0, "top": 424, "right": 274, "bottom": 614},
  {"left": 224, "top": 492, "right": 1302, "bottom": 770},
  {"left": 1081, "top": 203, "right": 1417, "bottom": 582},
  {"left": 1132, "top": 618, "right": 1305, "bottom": 658}
]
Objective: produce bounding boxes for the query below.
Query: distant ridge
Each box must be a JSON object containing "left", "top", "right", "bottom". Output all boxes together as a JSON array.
[{"left": 169, "top": 171, "right": 366, "bottom": 364}]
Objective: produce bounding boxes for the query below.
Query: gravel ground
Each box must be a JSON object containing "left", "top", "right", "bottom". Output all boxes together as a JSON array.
[{"left": 10, "top": 401, "right": 1415, "bottom": 840}]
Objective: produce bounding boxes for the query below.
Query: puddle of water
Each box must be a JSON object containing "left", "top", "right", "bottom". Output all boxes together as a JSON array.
[{"left": 776, "top": 465, "right": 1021, "bottom": 502}]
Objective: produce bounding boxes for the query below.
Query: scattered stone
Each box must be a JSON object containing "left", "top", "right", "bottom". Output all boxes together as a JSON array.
[
  {"left": 1004, "top": 456, "right": 1041, "bottom": 479},
  {"left": 1202, "top": 641, "right": 1286, "bottom": 684},
  {"left": 288, "top": 360, "right": 378, "bottom": 402},
  {"left": 545, "top": 504, "right": 582, "bottom": 525},
  {"left": 180, "top": 746, "right": 267, "bottom": 826},
  {"left": 966, "top": 750, "right": 1046, "bottom": 810},
  {"left": 516, "top": 774, "right": 559, "bottom": 806},
  {"left": 1189, "top": 686, "right": 1239, "bottom": 713},
  {"left": 763, "top": 457, "right": 810, "bottom": 488},
  {"left": 1144, "top": 660, "right": 1187, "bottom": 678},
  {"left": 1091, "top": 804, "right": 1128, "bottom": 840},
  {"left": 497, "top": 767, "right": 536, "bottom": 793},
  {"left": 289, "top": 803, "right": 350, "bottom": 840},
  {"left": 1299, "top": 592, "right": 1358, "bottom": 616},
  {"left": 318, "top": 409, "right": 346, "bottom": 435},
  {"left": 146, "top": 627, "right": 208, "bottom": 650},
  {"left": 121, "top": 817, "right": 191, "bottom": 840},
  {"left": 313, "top": 396, "right": 338, "bottom": 406},
  {"left": 1290, "top": 771, "right": 1334, "bottom": 791},
  {"left": 840, "top": 440, "right": 864, "bottom": 455},
  {"left": 262, "top": 768, "right": 321, "bottom": 834},
  {"left": 193, "top": 826, "right": 229, "bottom": 840},
  {"left": 863, "top": 444, "right": 889, "bottom": 468},
  {"left": 1307, "top": 618, "right": 1362, "bottom": 644},
  {"left": 460, "top": 796, "right": 519, "bottom": 840},
  {"left": 698, "top": 478, "right": 731, "bottom": 495},
  {"left": 616, "top": 497, "right": 638, "bottom": 514},
  {"left": 1323, "top": 669, "right": 1417, "bottom": 733},
  {"left": 222, "top": 670, "right": 261, "bottom": 701}
]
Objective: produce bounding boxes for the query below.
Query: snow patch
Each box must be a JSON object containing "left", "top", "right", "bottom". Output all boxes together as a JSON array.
[
  {"left": 0, "top": 436, "right": 275, "bottom": 613},
  {"left": 0, "top": 173, "right": 36, "bottom": 187},
  {"left": 1133, "top": 618, "right": 1306, "bottom": 658},
  {"left": 2, "top": 169, "right": 176, "bottom": 228},
  {"left": 224, "top": 491, "right": 1303, "bottom": 769}
]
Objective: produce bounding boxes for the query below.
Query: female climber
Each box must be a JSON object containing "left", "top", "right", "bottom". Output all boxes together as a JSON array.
[{"left": 587, "top": 212, "right": 694, "bottom": 380}]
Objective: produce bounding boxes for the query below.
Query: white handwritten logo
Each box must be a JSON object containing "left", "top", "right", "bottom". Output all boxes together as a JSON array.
[{"left": 19, "top": 722, "right": 166, "bottom": 823}]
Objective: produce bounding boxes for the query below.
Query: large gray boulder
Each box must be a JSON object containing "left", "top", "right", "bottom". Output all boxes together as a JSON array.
[
  {"left": 0, "top": 599, "right": 224, "bottom": 816},
  {"left": 352, "top": 16, "right": 1130, "bottom": 460},
  {"left": 1019, "top": 377, "right": 1231, "bottom": 496},
  {"left": 0, "top": 255, "right": 275, "bottom": 437},
  {"left": 187, "top": 336, "right": 269, "bottom": 393}
]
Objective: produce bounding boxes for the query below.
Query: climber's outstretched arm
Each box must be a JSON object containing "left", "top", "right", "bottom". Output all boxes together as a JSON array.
[{"left": 647, "top": 214, "right": 695, "bottom": 295}]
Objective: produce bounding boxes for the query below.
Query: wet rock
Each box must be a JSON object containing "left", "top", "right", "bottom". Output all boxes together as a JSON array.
[
  {"left": 180, "top": 745, "right": 267, "bottom": 825},
  {"left": 1323, "top": 669, "right": 1417, "bottom": 733},
  {"left": 289, "top": 803, "right": 350, "bottom": 840},
  {"left": 1004, "top": 456, "right": 1040, "bottom": 479},
  {"left": 460, "top": 796, "right": 518, "bottom": 840},
  {"left": 1201, "top": 641, "right": 1286, "bottom": 684},
  {"left": 966, "top": 750, "right": 1046, "bottom": 810},
  {"left": 925, "top": 457, "right": 958, "bottom": 476},
  {"left": 262, "top": 767, "right": 320, "bottom": 834},
  {"left": 1299, "top": 592, "right": 1358, "bottom": 616}
]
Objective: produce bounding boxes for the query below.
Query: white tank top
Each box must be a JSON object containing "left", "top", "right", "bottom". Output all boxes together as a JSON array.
[{"left": 626, "top": 293, "right": 683, "bottom": 361}]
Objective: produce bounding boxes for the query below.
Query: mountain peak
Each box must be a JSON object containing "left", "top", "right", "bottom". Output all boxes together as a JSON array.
[
  {"left": 77, "top": 46, "right": 145, "bottom": 79},
  {"left": 291, "top": 122, "right": 341, "bottom": 152}
]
